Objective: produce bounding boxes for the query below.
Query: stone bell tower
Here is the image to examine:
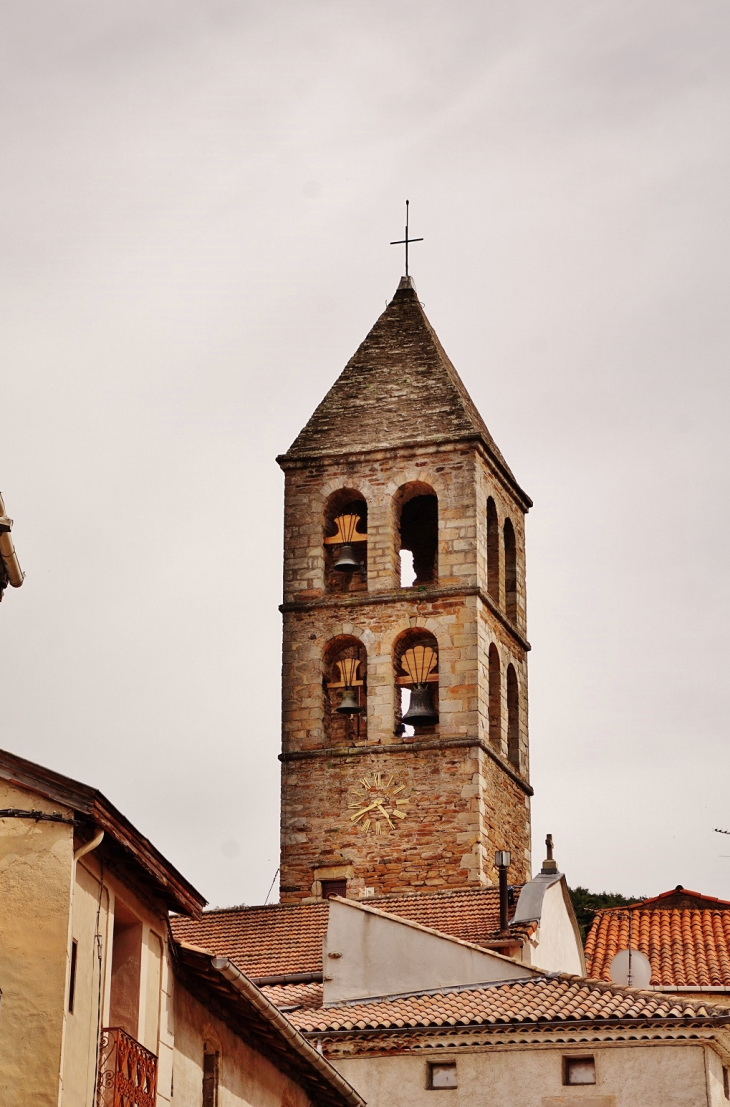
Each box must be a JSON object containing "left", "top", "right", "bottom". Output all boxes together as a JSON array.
[{"left": 277, "top": 276, "right": 533, "bottom": 903}]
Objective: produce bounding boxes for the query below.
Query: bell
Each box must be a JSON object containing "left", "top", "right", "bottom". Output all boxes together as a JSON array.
[
  {"left": 337, "top": 686, "right": 361, "bottom": 715},
  {"left": 402, "top": 683, "right": 438, "bottom": 727},
  {"left": 333, "top": 544, "right": 360, "bottom": 573}
]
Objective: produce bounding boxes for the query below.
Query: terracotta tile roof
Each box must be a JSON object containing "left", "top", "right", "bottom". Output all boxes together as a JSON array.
[
  {"left": 262, "top": 981, "right": 325, "bottom": 1010},
  {"left": 281, "top": 280, "right": 529, "bottom": 506},
  {"left": 369, "top": 886, "right": 526, "bottom": 944},
  {"left": 171, "top": 901, "right": 329, "bottom": 978},
  {"left": 171, "top": 887, "right": 523, "bottom": 980},
  {"left": 585, "top": 888, "right": 730, "bottom": 987},
  {"left": 287, "top": 975, "right": 728, "bottom": 1034}
]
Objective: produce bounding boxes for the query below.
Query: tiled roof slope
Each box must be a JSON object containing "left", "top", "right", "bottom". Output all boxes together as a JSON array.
[
  {"left": 585, "top": 888, "right": 730, "bottom": 987},
  {"left": 282, "top": 280, "right": 528, "bottom": 503},
  {"left": 287, "top": 975, "right": 727, "bottom": 1033},
  {"left": 171, "top": 886, "right": 521, "bottom": 979},
  {"left": 262, "top": 981, "right": 324, "bottom": 1010},
  {"left": 171, "top": 901, "right": 329, "bottom": 978}
]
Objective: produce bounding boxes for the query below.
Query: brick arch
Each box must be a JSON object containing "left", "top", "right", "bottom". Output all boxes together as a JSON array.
[
  {"left": 319, "top": 474, "right": 378, "bottom": 504},
  {"left": 380, "top": 463, "right": 449, "bottom": 498},
  {"left": 383, "top": 613, "right": 444, "bottom": 644},
  {"left": 329, "top": 622, "right": 375, "bottom": 649}
]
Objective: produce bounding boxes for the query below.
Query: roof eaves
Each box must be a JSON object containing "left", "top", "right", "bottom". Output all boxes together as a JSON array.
[{"left": 176, "top": 945, "right": 364, "bottom": 1107}]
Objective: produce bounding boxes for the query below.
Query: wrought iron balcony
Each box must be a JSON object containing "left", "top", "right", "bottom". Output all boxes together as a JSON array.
[{"left": 97, "top": 1027, "right": 157, "bottom": 1107}]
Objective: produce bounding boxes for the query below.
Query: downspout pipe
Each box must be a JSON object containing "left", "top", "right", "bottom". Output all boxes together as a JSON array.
[
  {"left": 74, "top": 828, "right": 105, "bottom": 862},
  {"left": 211, "top": 956, "right": 364, "bottom": 1107}
]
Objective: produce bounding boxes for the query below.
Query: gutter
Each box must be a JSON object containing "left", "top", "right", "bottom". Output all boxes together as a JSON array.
[
  {"left": 303, "top": 1012, "right": 730, "bottom": 1043},
  {"left": 649, "top": 986, "right": 730, "bottom": 994},
  {"left": 210, "top": 956, "right": 364, "bottom": 1107},
  {"left": 0, "top": 493, "right": 23, "bottom": 591},
  {"left": 250, "top": 970, "right": 323, "bottom": 987}
]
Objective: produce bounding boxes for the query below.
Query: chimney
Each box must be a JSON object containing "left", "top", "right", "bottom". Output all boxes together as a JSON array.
[{"left": 495, "top": 850, "right": 511, "bottom": 932}]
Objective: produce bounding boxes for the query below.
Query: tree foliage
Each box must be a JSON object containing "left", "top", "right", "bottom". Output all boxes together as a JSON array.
[{"left": 568, "top": 886, "right": 645, "bottom": 943}]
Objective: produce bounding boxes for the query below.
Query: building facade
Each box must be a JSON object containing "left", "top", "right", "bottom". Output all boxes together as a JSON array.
[{"left": 0, "top": 749, "right": 362, "bottom": 1107}]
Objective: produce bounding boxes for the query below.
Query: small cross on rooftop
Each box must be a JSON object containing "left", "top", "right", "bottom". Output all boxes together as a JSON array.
[{"left": 390, "top": 200, "right": 423, "bottom": 277}]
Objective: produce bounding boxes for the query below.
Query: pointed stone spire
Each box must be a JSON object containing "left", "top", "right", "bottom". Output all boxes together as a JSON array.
[{"left": 283, "top": 280, "right": 527, "bottom": 502}]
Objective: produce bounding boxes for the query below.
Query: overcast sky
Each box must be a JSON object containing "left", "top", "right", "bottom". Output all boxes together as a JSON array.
[{"left": 2, "top": 0, "right": 729, "bottom": 909}]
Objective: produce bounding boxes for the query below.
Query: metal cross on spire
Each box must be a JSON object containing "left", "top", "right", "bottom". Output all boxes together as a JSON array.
[{"left": 390, "top": 200, "right": 423, "bottom": 277}]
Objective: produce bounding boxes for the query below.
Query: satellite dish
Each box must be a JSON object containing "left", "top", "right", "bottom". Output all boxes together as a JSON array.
[{"left": 609, "top": 948, "right": 652, "bottom": 989}]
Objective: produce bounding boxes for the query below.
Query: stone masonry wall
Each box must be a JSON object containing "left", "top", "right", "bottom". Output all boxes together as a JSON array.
[
  {"left": 279, "top": 743, "right": 531, "bottom": 901},
  {"left": 278, "top": 440, "right": 531, "bottom": 901}
]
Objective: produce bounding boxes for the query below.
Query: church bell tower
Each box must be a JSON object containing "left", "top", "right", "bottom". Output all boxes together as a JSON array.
[{"left": 277, "top": 276, "right": 533, "bottom": 903}]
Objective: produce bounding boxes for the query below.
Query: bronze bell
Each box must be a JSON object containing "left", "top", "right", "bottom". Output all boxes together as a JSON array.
[
  {"left": 337, "top": 686, "right": 361, "bottom": 715},
  {"left": 402, "top": 683, "right": 438, "bottom": 727},
  {"left": 333, "top": 544, "right": 361, "bottom": 573}
]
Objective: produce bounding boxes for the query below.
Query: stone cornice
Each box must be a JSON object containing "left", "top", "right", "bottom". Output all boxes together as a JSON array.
[
  {"left": 280, "top": 585, "right": 531, "bottom": 653},
  {"left": 279, "top": 736, "right": 533, "bottom": 797},
  {"left": 277, "top": 435, "right": 532, "bottom": 514}
]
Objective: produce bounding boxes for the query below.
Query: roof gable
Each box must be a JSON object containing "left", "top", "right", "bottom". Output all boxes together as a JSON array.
[{"left": 324, "top": 897, "right": 538, "bottom": 1005}]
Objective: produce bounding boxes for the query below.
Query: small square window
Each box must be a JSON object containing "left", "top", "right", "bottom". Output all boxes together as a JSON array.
[
  {"left": 429, "top": 1062, "right": 457, "bottom": 1089},
  {"left": 321, "top": 879, "right": 347, "bottom": 899},
  {"left": 563, "top": 1056, "right": 596, "bottom": 1086}
]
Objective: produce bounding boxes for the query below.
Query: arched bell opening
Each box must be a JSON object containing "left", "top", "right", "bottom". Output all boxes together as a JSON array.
[
  {"left": 504, "top": 517, "right": 517, "bottom": 623},
  {"left": 488, "top": 643, "right": 502, "bottom": 754},
  {"left": 323, "top": 488, "right": 368, "bottom": 595},
  {"left": 487, "top": 497, "right": 500, "bottom": 603},
  {"left": 394, "top": 481, "right": 438, "bottom": 588},
  {"left": 393, "top": 628, "right": 439, "bottom": 737},
  {"left": 323, "top": 636, "right": 367, "bottom": 747},
  {"left": 507, "top": 663, "right": 519, "bottom": 770}
]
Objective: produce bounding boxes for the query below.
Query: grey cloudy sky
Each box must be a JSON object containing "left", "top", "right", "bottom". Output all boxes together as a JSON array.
[{"left": 2, "top": 0, "right": 729, "bottom": 908}]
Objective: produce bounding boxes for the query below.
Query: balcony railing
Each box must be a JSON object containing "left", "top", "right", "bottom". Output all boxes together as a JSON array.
[{"left": 97, "top": 1027, "right": 158, "bottom": 1107}]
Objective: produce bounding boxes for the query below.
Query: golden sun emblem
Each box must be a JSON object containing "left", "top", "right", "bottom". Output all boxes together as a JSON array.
[{"left": 347, "top": 772, "right": 410, "bottom": 836}]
